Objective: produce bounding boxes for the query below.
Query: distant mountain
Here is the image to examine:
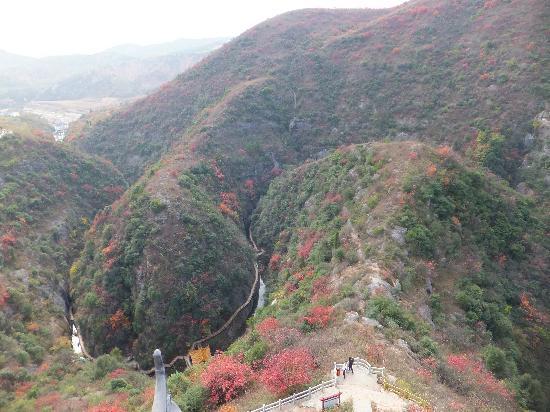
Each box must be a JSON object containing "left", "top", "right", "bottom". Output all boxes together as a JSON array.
[
  {"left": 0, "top": 50, "right": 36, "bottom": 70},
  {"left": 102, "top": 37, "right": 229, "bottom": 58},
  {"left": 0, "top": 37, "right": 229, "bottom": 103}
]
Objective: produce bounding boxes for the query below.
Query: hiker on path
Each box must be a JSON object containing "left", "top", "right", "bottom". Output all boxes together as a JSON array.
[{"left": 348, "top": 357, "right": 354, "bottom": 374}]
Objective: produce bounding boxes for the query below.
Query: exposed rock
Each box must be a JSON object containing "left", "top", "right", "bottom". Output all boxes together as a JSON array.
[
  {"left": 396, "top": 339, "right": 410, "bottom": 352},
  {"left": 367, "top": 277, "right": 393, "bottom": 298},
  {"left": 344, "top": 311, "right": 360, "bottom": 324},
  {"left": 418, "top": 304, "right": 434, "bottom": 325},
  {"left": 425, "top": 277, "right": 433, "bottom": 295},
  {"left": 390, "top": 226, "right": 407, "bottom": 245},
  {"left": 524, "top": 133, "right": 535, "bottom": 149},
  {"left": 386, "top": 374, "right": 397, "bottom": 384},
  {"left": 361, "top": 317, "right": 382, "bottom": 328},
  {"left": 516, "top": 182, "right": 535, "bottom": 196}
]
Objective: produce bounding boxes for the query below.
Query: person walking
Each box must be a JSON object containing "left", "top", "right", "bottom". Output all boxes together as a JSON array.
[{"left": 348, "top": 357, "right": 354, "bottom": 374}]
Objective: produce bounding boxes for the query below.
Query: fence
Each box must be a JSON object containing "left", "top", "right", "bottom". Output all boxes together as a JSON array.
[
  {"left": 381, "top": 379, "right": 432, "bottom": 411},
  {"left": 248, "top": 357, "right": 384, "bottom": 412},
  {"left": 249, "top": 378, "right": 337, "bottom": 412}
]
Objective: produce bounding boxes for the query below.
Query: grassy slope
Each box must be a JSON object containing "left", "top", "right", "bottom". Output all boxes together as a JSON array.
[
  {"left": 0, "top": 134, "right": 132, "bottom": 409},
  {"left": 48, "top": 0, "right": 549, "bottom": 410},
  {"left": 240, "top": 142, "right": 548, "bottom": 411},
  {"left": 73, "top": 0, "right": 547, "bottom": 184}
]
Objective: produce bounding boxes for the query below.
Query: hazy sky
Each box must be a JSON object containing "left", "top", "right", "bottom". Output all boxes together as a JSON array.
[{"left": 1, "top": 0, "right": 406, "bottom": 58}]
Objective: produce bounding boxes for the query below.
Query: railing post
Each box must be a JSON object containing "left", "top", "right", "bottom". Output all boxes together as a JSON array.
[
  {"left": 261, "top": 404, "right": 265, "bottom": 412},
  {"left": 308, "top": 387, "right": 312, "bottom": 399},
  {"left": 292, "top": 393, "right": 296, "bottom": 404},
  {"left": 278, "top": 399, "right": 282, "bottom": 409}
]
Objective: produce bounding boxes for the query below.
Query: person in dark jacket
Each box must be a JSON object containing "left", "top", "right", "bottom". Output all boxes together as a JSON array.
[{"left": 348, "top": 357, "right": 354, "bottom": 374}]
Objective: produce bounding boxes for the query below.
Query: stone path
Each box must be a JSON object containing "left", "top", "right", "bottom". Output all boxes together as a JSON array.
[{"left": 285, "top": 367, "right": 408, "bottom": 412}]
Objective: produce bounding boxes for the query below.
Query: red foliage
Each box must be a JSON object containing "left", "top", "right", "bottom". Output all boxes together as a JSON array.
[
  {"left": 1, "top": 232, "right": 16, "bottom": 249},
  {"left": 416, "top": 367, "right": 433, "bottom": 382},
  {"left": 201, "top": 353, "right": 252, "bottom": 405},
  {"left": 271, "top": 166, "right": 283, "bottom": 176},
  {"left": 102, "top": 239, "right": 118, "bottom": 257},
  {"left": 268, "top": 253, "right": 281, "bottom": 271},
  {"left": 407, "top": 151, "right": 418, "bottom": 160},
  {"left": 108, "top": 309, "right": 130, "bottom": 331},
  {"left": 0, "top": 284, "right": 10, "bottom": 307},
  {"left": 298, "top": 232, "right": 322, "bottom": 260},
  {"left": 479, "top": 72, "right": 491, "bottom": 81},
  {"left": 108, "top": 368, "right": 127, "bottom": 379},
  {"left": 311, "top": 276, "right": 332, "bottom": 302},
  {"left": 103, "top": 185, "right": 125, "bottom": 196},
  {"left": 324, "top": 192, "right": 343, "bottom": 204},
  {"left": 81, "top": 183, "right": 95, "bottom": 192},
  {"left": 15, "top": 381, "right": 33, "bottom": 397},
  {"left": 483, "top": 0, "right": 498, "bottom": 9},
  {"left": 260, "top": 348, "right": 315, "bottom": 395},
  {"left": 520, "top": 292, "right": 549, "bottom": 324},
  {"left": 35, "top": 392, "right": 62, "bottom": 409},
  {"left": 303, "top": 305, "right": 334, "bottom": 329},
  {"left": 284, "top": 282, "right": 298, "bottom": 294},
  {"left": 244, "top": 179, "right": 255, "bottom": 196},
  {"left": 446, "top": 354, "right": 512, "bottom": 399},
  {"left": 426, "top": 164, "right": 437, "bottom": 177},
  {"left": 88, "top": 403, "right": 127, "bottom": 412},
  {"left": 436, "top": 145, "right": 451, "bottom": 157},
  {"left": 366, "top": 343, "right": 385, "bottom": 364},
  {"left": 219, "top": 192, "right": 239, "bottom": 218},
  {"left": 211, "top": 161, "right": 225, "bottom": 181},
  {"left": 257, "top": 317, "right": 280, "bottom": 338}
]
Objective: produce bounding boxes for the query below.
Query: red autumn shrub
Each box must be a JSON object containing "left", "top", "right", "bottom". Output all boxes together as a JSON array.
[
  {"left": 219, "top": 192, "right": 239, "bottom": 218},
  {"left": 1, "top": 232, "right": 16, "bottom": 250},
  {"left": 311, "top": 276, "right": 332, "bottom": 302},
  {"left": 446, "top": 354, "right": 512, "bottom": 399},
  {"left": 298, "top": 232, "right": 321, "bottom": 260},
  {"left": 108, "top": 309, "right": 130, "bottom": 331},
  {"left": 35, "top": 392, "right": 62, "bottom": 409},
  {"left": 260, "top": 348, "right": 315, "bottom": 395},
  {"left": 426, "top": 164, "right": 437, "bottom": 176},
  {"left": 244, "top": 179, "right": 255, "bottom": 195},
  {"left": 303, "top": 305, "right": 333, "bottom": 329},
  {"left": 201, "top": 353, "right": 252, "bottom": 405},
  {"left": 324, "top": 192, "right": 342, "bottom": 204},
  {"left": 108, "top": 368, "right": 127, "bottom": 379},
  {"left": 0, "top": 284, "right": 10, "bottom": 307},
  {"left": 102, "top": 239, "right": 118, "bottom": 257},
  {"left": 211, "top": 161, "right": 224, "bottom": 181},
  {"left": 268, "top": 253, "right": 281, "bottom": 270},
  {"left": 88, "top": 404, "right": 127, "bottom": 412},
  {"left": 257, "top": 317, "right": 280, "bottom": 338}
]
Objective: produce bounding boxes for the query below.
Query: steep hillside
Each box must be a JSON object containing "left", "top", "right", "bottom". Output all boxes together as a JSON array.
[
  {"left": 231, "top": 142, "right": 547, "bottom": 411},
  {"left": 74, "top": 0, "right": 548, "bottom": 183},
  {"left": 51, "top": 0, "right": 549, "bottom": 410},
  {"left": 0, "top": 133, "right": 128, "bottom": 408}
]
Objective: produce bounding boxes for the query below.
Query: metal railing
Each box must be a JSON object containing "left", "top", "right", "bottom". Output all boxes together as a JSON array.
[
  {"left": 248, "top": 357, "right": 384, "bottom": 412},
  {"left": 249, "top": 378, "right": 337, "bottom": 412}
]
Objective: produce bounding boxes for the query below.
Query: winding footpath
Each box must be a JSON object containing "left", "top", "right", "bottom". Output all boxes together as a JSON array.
[
  {"left": 141, "top": 225, "right": 263, "bottom": 374},
  {"left": 71, "top": 225, "right": 264, "bottom": 375}
]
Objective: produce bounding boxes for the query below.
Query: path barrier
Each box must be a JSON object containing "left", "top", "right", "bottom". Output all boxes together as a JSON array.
[
  {"left": 249, "top": 378, "right": 337, "bottom": 412},
  {"left": 248, "top": 357, "right": 384, "bottom": 412},
  {"left": 381, "top": 378, "right": 432, "bottom": 411}
]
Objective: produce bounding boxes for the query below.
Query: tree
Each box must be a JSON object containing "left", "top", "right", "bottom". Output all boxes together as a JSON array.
[
  {"left": 260, "top": 347, "right": 315, "bottom": 395},
  {"left": 201, "top": 353, "right": 251, "bottom": 405}
]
